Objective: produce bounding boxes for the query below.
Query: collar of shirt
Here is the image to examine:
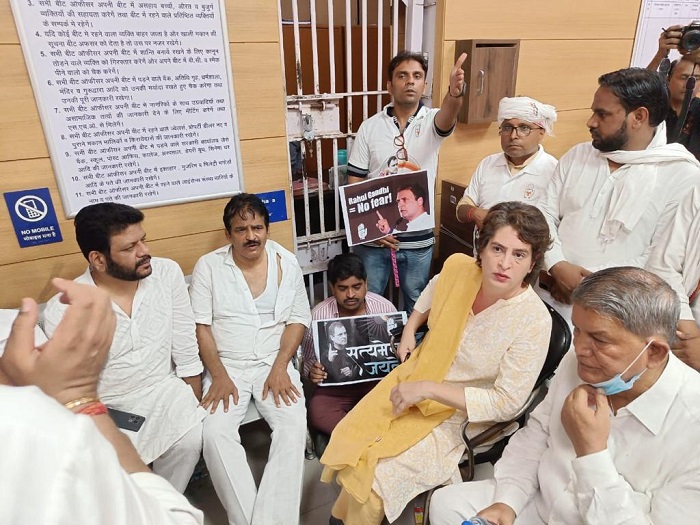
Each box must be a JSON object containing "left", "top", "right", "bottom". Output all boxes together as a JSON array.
[
  {"left": 386, "top": 102, "right": 424, "bottom": 132},
  {"left": 618, "top": 353, "right": 686, "bottom": 435},
  {"left": 504, "top": 145, "right": 543, "bottom": 176},
  {"left": 82, "top": 264, "right": 151, "bottom": 318}
]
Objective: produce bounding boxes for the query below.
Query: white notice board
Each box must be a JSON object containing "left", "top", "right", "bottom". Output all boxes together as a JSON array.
[
  {"left": 631, "top": 0, "right": 700, "bottom": 68},
  {"left": 10, "top": 0, "right": 243, "bottom": 216}
]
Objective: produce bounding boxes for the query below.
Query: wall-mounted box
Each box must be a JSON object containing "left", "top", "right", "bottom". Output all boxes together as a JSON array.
[{"left": 455, "top": 40, "right": 520, "bottom": 124}]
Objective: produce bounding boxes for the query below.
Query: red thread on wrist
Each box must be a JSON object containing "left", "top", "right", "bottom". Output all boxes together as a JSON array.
[
  {"left": 77, "top": 401, "right": 108, "bottom": 416},
  {"left": 467, "top": 207, "right": 475, "bottom": 223}
]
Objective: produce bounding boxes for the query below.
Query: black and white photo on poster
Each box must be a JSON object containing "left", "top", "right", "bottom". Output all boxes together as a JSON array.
[
  {"left": 339, "top": 170, "right": 434, "bottom": 246},
  {"left": 312, "top": 311, "right": 407, "bottom": 386}
]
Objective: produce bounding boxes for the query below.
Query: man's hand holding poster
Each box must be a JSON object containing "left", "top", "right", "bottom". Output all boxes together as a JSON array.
[
  {"left": 312, "top": 312, "right": 407, "bottom": 385},
  {"left": 339, "top": 170, "right": 434, "bottom": 246}
]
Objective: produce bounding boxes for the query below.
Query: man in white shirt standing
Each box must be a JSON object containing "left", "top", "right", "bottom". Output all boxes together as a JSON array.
[
  {"left": 190, "top": 193, "right": 311, "bottom": 525},
  {"left": 430, "top": 267, "right": 700, "bottom": 525},
  {"left": 42, "top": 203, "right": 206, "bottom": 493},
  {"left": 347, "top": 51, "right": 466, "bottom": 314},
  {"left": 538, "top": 67, "right": 700, "bottom": 320},
  {"left": 1, "top": 279, "right": 203, "bottom": 525},
  {"left": 456, "top": 96, "right": 558, "bottom": 228}
]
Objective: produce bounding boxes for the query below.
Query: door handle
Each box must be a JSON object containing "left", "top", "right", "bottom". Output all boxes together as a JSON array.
[{"left": 477, "top": 69, "right": 485, "bottom": 95}]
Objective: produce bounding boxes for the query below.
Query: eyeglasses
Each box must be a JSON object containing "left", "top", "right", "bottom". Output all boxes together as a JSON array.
[
  {"left": 498, "top": 124, "right": 542, "bottom": 137},
  {"left": 394, "top": 134, "right": 408, "bottom": 161}
]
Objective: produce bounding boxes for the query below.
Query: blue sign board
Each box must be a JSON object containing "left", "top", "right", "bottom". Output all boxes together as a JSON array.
[
  {"left": 4, "top": 188, "right": 63, "bottom": 248},
  {"left": 256, "top": 190, "right": 288, "bottom": 223}
]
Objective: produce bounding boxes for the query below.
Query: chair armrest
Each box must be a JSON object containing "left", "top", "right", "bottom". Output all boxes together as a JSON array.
[{"left": 458, "top": 387, "right": 541, "bottom": 481}]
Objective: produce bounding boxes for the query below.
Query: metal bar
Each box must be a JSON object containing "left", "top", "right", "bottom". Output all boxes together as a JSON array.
[
  {"left": 345, "top": 0, "right": 353, "bottom": 134},
  {"left": 327, "top": 0, "right": 336, "bottom": 95},
  {"left": 322, "top": 270, "right": 328, "bottom": 300},
  {"left": 361, "top": 0, "right": 368, "bottom": 121},
  {"left": 290, "top": 0, "right": 303, "bottom": 96},
  {"left": 404, "top": 0, "right": 424, "bottom": 52},
  {"left": 332, "top": 137, "right": 340, "bottom": 232},
  {"left": 309, "top": 0, "right": 320, "bottom": 95},
  {"left": 286, "top": 89, "right": 388, "bottom": 101},
  {"left": 315, "top": 137, "right": 326, "bottom": 235},
  {"left": 392, "top": 0, "right": 399, "bottom": 57},
  {"left": 376, "top": 0, "right": 383, "bottom": 113},
  {"left": 296, "top": 230, "right": 346, "bottom": 243},
  {"left": 300, "top": 140, "right": 312, "bottom": 237},
  {"left": 308, "top": 272, "right": 316, "bottom": 306}
]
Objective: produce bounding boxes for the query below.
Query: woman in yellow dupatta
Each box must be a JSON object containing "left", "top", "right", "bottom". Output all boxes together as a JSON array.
[{"left": 321, "top": 202, "right": 554, "bottom": 525}]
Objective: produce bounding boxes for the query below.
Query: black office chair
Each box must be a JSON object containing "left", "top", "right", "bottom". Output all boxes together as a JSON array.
[{"left": 423, "top": 302, "right": 572, "bottom": 524}]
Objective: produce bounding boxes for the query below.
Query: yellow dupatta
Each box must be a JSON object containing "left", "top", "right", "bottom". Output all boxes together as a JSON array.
[{"left": 320, "top": 254, "right": 482, "bottom": 503}]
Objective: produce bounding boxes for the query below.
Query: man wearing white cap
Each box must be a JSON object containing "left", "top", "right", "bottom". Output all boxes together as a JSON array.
[
  {"left": 538, "top": 67, "right": 700, "bottom": 322},
  {"left": 456, "top": 96, "right": 558, "bottom": 228}
]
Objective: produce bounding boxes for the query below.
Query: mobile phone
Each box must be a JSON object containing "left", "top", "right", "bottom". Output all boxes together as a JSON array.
[{"left": 107, "top": 407, "right": 146, "bottom": 432}]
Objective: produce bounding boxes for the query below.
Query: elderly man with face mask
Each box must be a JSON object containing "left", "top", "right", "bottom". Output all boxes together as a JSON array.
[
  {"left": 456, "top": 96, "right": 558, "bottom": 229},
  {"left": 537, "top": 67, "right": 700, "bottom": 321},
  {"left": 430, "top": 267, "right": 700, "bottom": 525}
]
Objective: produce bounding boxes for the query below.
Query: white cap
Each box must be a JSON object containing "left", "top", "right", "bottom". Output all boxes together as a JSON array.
[{"left": 498, "top": 96, "right": 558, "bottom": 136}]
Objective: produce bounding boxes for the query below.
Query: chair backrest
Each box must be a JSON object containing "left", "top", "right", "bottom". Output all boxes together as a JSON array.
[{"left": 534, "top": 301, "right": 572, "bottom": 389}]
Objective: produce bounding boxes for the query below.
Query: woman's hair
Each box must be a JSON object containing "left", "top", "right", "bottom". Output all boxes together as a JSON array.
[{"left": 476, "top": 201, "right": 552, "bottom": 286}]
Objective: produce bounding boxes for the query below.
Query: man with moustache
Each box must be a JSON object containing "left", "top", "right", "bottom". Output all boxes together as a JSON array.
[
  {"left": 456, "top": 96, "right": 558, "bottom": 228},
  {"left": 537, "top": 67, "right": 700, "bottom": 320},
  {"left": 42, "top": 203, "right": 206, "bottom": 493},
  {"left": 301, "top": 253, "right": 396, "bottom": 442},
  {"left": 189, "top": 193, "right": 311, "bottom": 525}
]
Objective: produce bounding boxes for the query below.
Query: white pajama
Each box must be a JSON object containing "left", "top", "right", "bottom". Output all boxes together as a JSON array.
[
  {"left": 202, "top": 362, "right": 306, "bottom": 525},
  {"left": 152, "top": 423, "right": 204, "bottom": 493},
  {"left": 429, "top": 479, "right": 544, "bottom": 525}
]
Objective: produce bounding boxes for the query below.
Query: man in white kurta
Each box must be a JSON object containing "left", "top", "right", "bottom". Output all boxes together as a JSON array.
[
  {"left": 430, "top": 267, "right": 700, "bottom": 525},
  {"left": 1, "top": 277, "right": 203, "bottom": 525},
  {"left": 190, "top": 194, "right": 311, "bottom": 525},
  {"left": 538, "top": 68, "right": 700, "bottom": 321},
  {"left": 646, "top": 184, "right": 700, "bottom": 370},
  {"left": 43, "top": 204, "right": 206, "bottom": 493},
  {"left": 1, "top": 386, "right": 204, "bottom": 525},
  {"left": 457, "top": 96, "right": 558, "bottom": 229}
]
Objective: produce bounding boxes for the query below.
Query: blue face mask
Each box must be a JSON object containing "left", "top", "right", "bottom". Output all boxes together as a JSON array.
[{"left": 590, "top": 340, "right": 652, "bottom": 396}]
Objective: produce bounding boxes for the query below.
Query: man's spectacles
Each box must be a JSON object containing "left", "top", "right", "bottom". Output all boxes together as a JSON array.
[
  {"left": 498, "top": 124, "right": 542, "bottom": 137},
  {"left": 394, "top": 134, "right": 408, "bottom": 161}
]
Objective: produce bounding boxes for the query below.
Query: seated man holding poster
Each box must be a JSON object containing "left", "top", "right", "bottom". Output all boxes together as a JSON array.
[
  {"left": 321, "top": 202, "right": 552, "bottom": 525},
  {"left": 301, "top": 253, "right": 398, "bottom": 439}
]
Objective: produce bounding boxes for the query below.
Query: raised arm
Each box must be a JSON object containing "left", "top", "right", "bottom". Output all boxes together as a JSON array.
[{"left": 434, "top": 53, "right": 467, "bottom": 133}]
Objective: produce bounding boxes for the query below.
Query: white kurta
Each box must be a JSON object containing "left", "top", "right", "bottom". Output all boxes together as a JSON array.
[
  {"left": 189, "top": 240, "right": 312, "bottom": 370},
  {"left": 0, "top": 386, "right": 203, "bottom": 525},
  {"left": 646, "top": 184, "right": 700, "bottom": 322},
  {"left": 42, "top": 258, "right": 206, "bottom": 464},
  {"left": 464, "top": 146, "right": 558, "bottom": 209},
  {"left": 541, "top": 140, "right": 700, "bottom": 272}
]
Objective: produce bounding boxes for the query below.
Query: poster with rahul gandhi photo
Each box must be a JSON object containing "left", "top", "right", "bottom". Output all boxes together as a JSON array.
[{"left": 339, "top": 170, "right": 434, "bottom": 246}]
